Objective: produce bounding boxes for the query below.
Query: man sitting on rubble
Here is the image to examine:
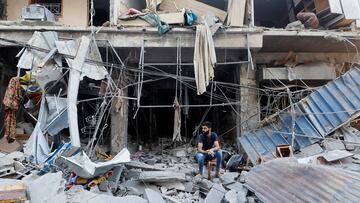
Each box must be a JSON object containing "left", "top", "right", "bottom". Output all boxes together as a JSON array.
[{"left": 195, "top": 121, "right": 222, "bottom": 178}]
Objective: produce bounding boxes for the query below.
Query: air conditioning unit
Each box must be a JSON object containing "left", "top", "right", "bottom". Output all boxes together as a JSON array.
[{"left": 22, "top": 4, "right": 55, "bottom": 22}]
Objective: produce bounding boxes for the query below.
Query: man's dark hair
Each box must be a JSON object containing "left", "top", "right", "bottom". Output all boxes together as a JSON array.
[{"left": 201, "top": 121, "right": 212, "bottom": 129}]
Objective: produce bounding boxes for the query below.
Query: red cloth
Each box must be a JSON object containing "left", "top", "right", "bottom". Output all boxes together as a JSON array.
[{"left": 3, "top": 77, "right": 21, "bottom": 141}]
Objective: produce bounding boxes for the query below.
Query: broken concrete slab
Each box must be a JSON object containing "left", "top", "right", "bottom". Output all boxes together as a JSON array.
[
  {"left": 296, "top": 143, "right": 323, "bottom": 157},
  {"left": 156, "top": 182, "right": 185, "bottom": 191},
  {"left": 67, "top": 185, "right": 147, "bottom": 203},
  {"left": 183, "top": 182, "right": 194, "bottom": 192},
  {"left": 28, "top": 172, "right": 67, "bottom": 203},
  {"left": 125, "top": 161, "right": 165, "bottom": 171},
  {"left": 320, "top": 150, "right": 353, "bottom": 162},
  {"left": 203, "top": 183, "right": 226, "bottom": 203},
  {"left": 225, "top": 182, "right": 248, "bottom": 195},
  {"left": 323, "top": 139, "right": 345, "bottom": 151},
  {"left": 222, "top": 172, "right": 239, "bottom": 185},
  {"left": 4, "top": 151, "right": 25, "bottom": 161},
  {"left": 139, "top": 171, "right": 186, "bottom": 182},
  {"left": 144, "top": 188, "right": 166, "bottom": 203},
  {"left": 224, "top": 190, "right": 238, "bottom": 203}
]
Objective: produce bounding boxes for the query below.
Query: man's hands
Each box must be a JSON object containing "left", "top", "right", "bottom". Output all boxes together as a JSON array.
[{"left": 206, "top": 149, "right": 215, "bottom": 156}]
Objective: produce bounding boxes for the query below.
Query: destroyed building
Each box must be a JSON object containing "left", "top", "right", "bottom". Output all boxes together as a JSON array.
[{"left": 1, "top": 0, "right": 360, "bottom": 202}]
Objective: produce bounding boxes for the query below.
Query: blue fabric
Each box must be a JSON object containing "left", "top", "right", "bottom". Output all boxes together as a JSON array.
[
  {"left": 185, "top": 10, "right": 198, "bottom": 26},
  {"left": 198, "top": 132, "right": 218, "bottom": 150},
  {"left": 139, "top": 14, "right": 170, "bottom": 35},
  {"left": 195, "top": 151, "right": 222, "bottom": 175}
]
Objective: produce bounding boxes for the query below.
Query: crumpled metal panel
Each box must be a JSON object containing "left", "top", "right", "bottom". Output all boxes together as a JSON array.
[
  {"left": 301, "top": 67, "right": 360, "bottom": 137},
  {"left": 240, "top": 68, "right": 360, "bottom": 165},
  {"left": 240, "top": 103, "right": 320, "bottom": 165},
  {"left": 245, "top": 158, "right": 360, "bottom": 203}
]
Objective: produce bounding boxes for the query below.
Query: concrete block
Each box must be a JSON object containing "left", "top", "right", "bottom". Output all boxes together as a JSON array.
[
  {"left": 224, "top": 190, "right": 238, "bottom": 203},
  {"left": 323, "top": 139, "right": 345, "bottom": 151},
  {"left": 203, "top": 183, "right": 226, "bottom": 203},
  {"left": 144, "top": 188, "right": 166, "bottom": 203},
  {"left": 222, "top": 172, "right": 239, "bottom": 185},
  {"left": 239, "top": 171, "right": 248, "bottom": 183},
  {"left": 28, "top": 172, "right": 67, "bottom": 203}
]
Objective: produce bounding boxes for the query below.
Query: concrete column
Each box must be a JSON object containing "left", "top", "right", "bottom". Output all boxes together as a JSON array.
[
  {"left": 236, "top": 64, "right": 260, "bottom": 152},
  {"left": 110, "top": 88, "right": 129, "bottom": 155}
]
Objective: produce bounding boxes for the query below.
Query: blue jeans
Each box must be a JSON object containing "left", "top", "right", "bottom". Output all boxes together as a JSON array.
[{"left": 195, "top": 151, "right": 222, "bottom": 175}]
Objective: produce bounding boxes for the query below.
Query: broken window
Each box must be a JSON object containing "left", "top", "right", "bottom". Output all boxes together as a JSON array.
[{"left": 30, "top": 0, "right": 62, "bottom": 16}]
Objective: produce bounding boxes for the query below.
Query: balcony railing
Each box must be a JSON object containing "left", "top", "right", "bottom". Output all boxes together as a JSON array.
[{"left": 39, "top": 3, "right": 61, "bottom": 16}]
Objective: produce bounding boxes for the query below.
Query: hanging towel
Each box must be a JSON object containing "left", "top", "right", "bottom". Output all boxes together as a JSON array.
[
  {"left": 172, "top": 97, "right": 182, "bottom": 142},
  {"left": 193, "top": 22, "right": 217, "bottom": 95}
]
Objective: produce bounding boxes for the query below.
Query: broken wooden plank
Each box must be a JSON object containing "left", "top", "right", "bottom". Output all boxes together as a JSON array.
[
  {"left": 0, "top": 183, "right": 27, "bottom": 202},
  {"left": 159, "top": 0, "right": 227, "bottom": 22}
]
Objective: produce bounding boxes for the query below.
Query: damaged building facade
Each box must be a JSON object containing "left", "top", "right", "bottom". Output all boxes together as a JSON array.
[{"left": 1, "top": 0, "right": 360, "bottom": 202}]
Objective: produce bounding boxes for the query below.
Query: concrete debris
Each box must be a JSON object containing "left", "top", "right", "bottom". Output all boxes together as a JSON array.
[
  {"left": 144, "top": 188, "right": 166, "bottom": 203},
  {"left": 203, "top": 183, "right": 226, "bottom": 203},
  {"left": 323, "top": 139, "right": 345, "bottom": 151},
  {"left": 139, "top": 171, "right": 186, "bottom": 182},
  {"left": 296, "top": 143, "right": 324, "bottom": 157},
  {"left": 28, "top": 172, "right": 67, "bottom": 203},
  {"left": 156, "top": 182, "right": 186, "bottom": 191},
  {"left": 239, "top": 171, "right": 248, "bottom": 183},
  {"left": 224, "top": 189, "right": 241, "bottom": 203},
  {"left": 221, "top": 172, "right": 239, "bottom": 185}
]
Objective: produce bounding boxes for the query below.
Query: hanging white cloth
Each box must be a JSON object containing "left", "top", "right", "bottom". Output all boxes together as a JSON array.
[
  {"left": 193, "top": 22, "right": 217, "bottom": 95},
  {"left": 172, "top": 97, "right": 182, "bottom": 142}
]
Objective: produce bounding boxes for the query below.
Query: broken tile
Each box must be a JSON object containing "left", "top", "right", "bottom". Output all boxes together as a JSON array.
[
  {"left": 144, "top": 188, "right": 166, "bottom": 203},
  {"left": 203, "top": 183, "right": 226, "bottom": 203},
  {"left": 139, "top": 171, "right": 186, "bottom": 182}
]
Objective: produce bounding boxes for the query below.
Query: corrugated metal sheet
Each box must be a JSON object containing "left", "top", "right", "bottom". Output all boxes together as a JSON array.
[
  {"left": 301, "top": 67, "right": 360, "bottom": 136},
  {"left": 245, "top": 158, "right": 360, "bottom": 203},
  {"left": 240, "top": 103, "right": 321, "bottom": 164},
  {"left": 240, "top": 68, "right": 360, "bottom": 165}
]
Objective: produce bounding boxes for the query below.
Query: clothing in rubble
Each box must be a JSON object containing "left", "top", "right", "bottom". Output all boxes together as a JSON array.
[{"left": 3, "top": 77, "right": 22, "bottom": 141}]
